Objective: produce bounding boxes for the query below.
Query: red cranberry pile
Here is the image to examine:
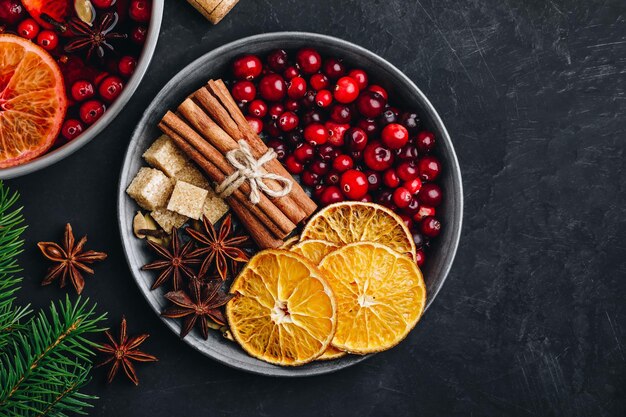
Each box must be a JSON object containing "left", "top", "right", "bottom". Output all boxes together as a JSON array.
[
  {"left": 227, "top": 48, "right": 444, "bottom": 267},
  {"left": 0, "top": 0, "right": 151, "bottom": 147}
]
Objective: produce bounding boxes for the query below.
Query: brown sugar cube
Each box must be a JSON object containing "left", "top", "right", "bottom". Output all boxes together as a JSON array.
[
  {"left": 167, "top": 181, "right": 209, "bottom": 220},
  {"left": 202, "top": 187, "right": 229, "bottom": 224},
  {"left": 173, "top": 162, "right": 210, "bottom": 189},
  {"left": 143, "top": 135, "right": 188, "bottom": 177},
  {"left": 187, "top": 0, "right": 239, "bottom": 24},
  {"left": 151, "top": 209, "right": 188, "bottom": 234},
  {"left": 126, "top": 168, "right": 173, "bottom": 210}
]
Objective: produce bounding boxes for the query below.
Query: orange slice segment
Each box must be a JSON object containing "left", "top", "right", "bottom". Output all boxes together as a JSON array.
[
  {"left": 290, "top": 240, "right": 338, "bottom": 265},
  {"left": 0, "top": 34, "right": 67, "bottom": 168},
  {"left": 226, "top": 250, "right": 337, "bottom": 366},
  {"left": 301, "top": 202, "right": 416, "bottom": 260},
  {"left": 318, "top": 242, "right": 426, "bottom": 354}
]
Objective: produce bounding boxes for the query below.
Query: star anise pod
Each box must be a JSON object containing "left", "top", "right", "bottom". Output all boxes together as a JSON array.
[
  {"left": 161, "top": 279, "right": 233, "bottom": 340},
  {"left": 96, "top": 317, "right": 157, "bottom": 385},
  {"left": 141, "top": 227, "right": 200, "bottom": 291},
  {"left": 64, "top": 12, "right": 127, "bottom": 59},
  {"left": 187, "top": 214, "right": 249, "bottom": 281},
  {"left": 38, "top": 223, "right": 107, "bottom": 294}
]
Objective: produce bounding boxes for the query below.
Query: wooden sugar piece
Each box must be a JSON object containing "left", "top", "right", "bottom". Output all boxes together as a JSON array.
[{"left": 187, "top": 0, "right": 239, "bottom": 24}]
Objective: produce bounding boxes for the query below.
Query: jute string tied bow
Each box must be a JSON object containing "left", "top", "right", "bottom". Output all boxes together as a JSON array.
[{"left": 216, "top": 140, "right": 293, "bottom": 204}]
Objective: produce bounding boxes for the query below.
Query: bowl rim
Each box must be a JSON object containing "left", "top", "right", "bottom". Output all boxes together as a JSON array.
[
  {"left": 118, "top": 31, "right": 464, "bottom": 377},
  {"left": 0, "top": 0, "right": 165, "bottom": 180}
]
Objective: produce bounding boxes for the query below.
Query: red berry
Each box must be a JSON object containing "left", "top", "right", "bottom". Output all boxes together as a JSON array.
[
  {"left": 285, "top": 98, "right": 300, "bottom": 112},
  {"left": 356, "top": 90, "right": 386, "bottom": 118},
  {"left": 268, "top": 103, "right": 285, "bottom": 120},
  {"left": 377, "top": 190, "right": 395, "bottom": 209},
  {"left": 360, "top": 194, "right": 373, "bottom": 202},
  {"left": 400, "top": 112, "right": 421, "bottom": 134},
  {"left": 325, "top": 170, "right": 341, "bottom": 185},
  {"left": 323, "top": 58, "right": 345, "bottom": 79},
  {"left": 259, "top": 74, "right": 286, "bottom": 102},
  {"left": 329, "top": 104, "right": 352, "bottom": 124},
  {"left": 381, "top": 123, "right": 409, "bottom": 149},
  {"left": 421, "top": 216, "right": 441, "bottom": 237},
  {"left": 404, "top": 178, "right": 422, "bottom": 194},
  {"left": 311, "top": 160, "right": 330, "bottom": 175},
  {"left": 345, "top": 127, "right": 368, "bottom": 151},
  {"left": 315, "top": 89, "right": 332, "bottom": 107},
  {"left": 393, "top": 187, "right": 412, "bottom": 208},
  {"left": 287, "top": 76, "right": 307, "bottom": 99},
  {"left": 399, "top": 214, "right": 413, "bottom": 230},
  {"left": 80, "top": 100, "right": 106, "bottom": 125},
  {"left": 320, "top": 185, "right": 344, "bottom": 205},
  {"left": 36, "top": 30, "right": 58, "bottom": 51},
  {"left": 248, "top": 99, "right": 267, "bottom": 117},
  {"left": 418, "top": 155, "right": 442, "bottom": 181},
  {"left": 118, "top": 56, "right": 137, "bottom": 77},
  {"left": 245, "top": 116, "right": 263, "bottom": 134},
  {"left": 415, "top": 249, "right": 425, "bottom": 267},
  {"left": 233, "top": 55, "right": 262, "bottom": 80},
  {"left": 231, "top": 80, "right": 256, "bottom": 103},
  {"left": 417, "top": 131, "right": 436, "bottom": 153},
  {"left": 267, "top": 139, "right": 286, "bottom": 161},
  {"left": 310, "top": 73, "right": 329, "bottom": 90},
  {"left": 348, "top": 69, "right": 368, "bottom": 90},
  {"left": 383, "top": 169, "right": 400, "bottom": 188},
  {"left": 293, "top": 143, "right": 315, "bottom": 162},
  {"left": 301, "top": 171, "right": 320, "bottom": 187},
  {"left": 71, "top": 80, "right": 95, "bottom": 102},
  {"left": 357, "top": 118, "right": 380, "bottom": 137},
  {"left": 0, "top": 0, "right": 25, "bottom": 25},
  {"left": 283, "top": 66, "right": 300, "bottom": 80},
  {"left": 296, "top": 48, "right": 322, "bottom": 74},
  {"left": 396, "top": 162, "right": 419, "bottom": 181},
  {"left": 98, "top": 76, "right": 124, "bottom": 102},
  {"left": 419, "top": 183, "right": 443, "bottom": 207},
  {"left": 61, "top": 119, "right": 84, "bottom": 141},
  {"left": 396, "top": 144, "right": 419, "bottom": 161},
  {"left": 278, "top": 111, "right": 299, "bottom": 132},
  {"left": 363, "top": 142, "right": 394, "bottom": 171},
  {"left": 368, "top": 84, "right": 388, "bottom": 100},
  {"left": 340, "top": 169, "right": 368, "bottom": 200},
  {"left": 413, "top": 205, "right": 435, "bottom": 222},
  {"left": 334, "top": 76, "right": 360, "bottom": 104},
  {"left": 267, "top": 49, "right": 288, "bottom": 72},
  {"left": 129, "top": 0, "right": 151, "bottom": 22},
  {"left": 332, "top": 155, "right": 353, "bottom": 172},
  {"left": 325, "top": 121, "right": 349, "bottom": 147},
  {"left": 17, "top": 18, "right": 39, "bottom": 40},
  {"left": 317, "top": 145, "right": 336, "bottom": 161},
  {"left": 365, "top": 171, "right": 381, "bottom": 191},
  {"left": 284, "top": 155, "right": 304, "bottom": 174},
  {"left": 405, "top": 198, "right": 421, "bottom": 216},
  {"left": 131, "top": 26, "right": 147, "bottom": 44},
  {"left": 304, "top": 123, "right": 328, "bottom": 145},
  {"left": 92, "top": 0, "right": 116, "bottom": 8}
]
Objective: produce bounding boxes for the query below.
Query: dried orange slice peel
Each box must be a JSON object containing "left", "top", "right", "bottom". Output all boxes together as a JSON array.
[
  {"left": 0, "top": 34, "right": 67, "bottom": 168},
  {"left": 226, "top": 250, "right": 337, "bottom": 366},
  {"left": 290, "top": 239, "right": 338, "bottom": 266},
  {"left": 319, "top": 242, "right": 426, "bottom": 354}
]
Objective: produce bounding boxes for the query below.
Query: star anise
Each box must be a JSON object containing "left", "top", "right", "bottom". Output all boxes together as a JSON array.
[
  {"left": 187, "top": 214, "right": 249, "bottom": 281},
  {"left": 141, "top": 227, "right": 200, "bottom": 291},
  {"left": 161, "top": 279, "right": 233, "bottom": 340},
  {"left": 96, "top": 317, "right": 157, "bottom": 385},
  {"left": 38, "top": 223, "right": 107, "bottom": 294},
  {"left": 64, "top": 12, "right": 127, "bottom": 59}
]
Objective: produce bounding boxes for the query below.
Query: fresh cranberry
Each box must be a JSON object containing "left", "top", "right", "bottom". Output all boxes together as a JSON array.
[
  {"left": 287, "top": 76, "right": 307, "bottom": 99},
  {"left": 0, "top": 0, "right": 24, "bottom": 25},
  {"left": 80, "top": 100, "right": 106, "bottom": 125},
  {"left": 379, "top": 108, "right": 399, "bottom": 126},
  {"left": 303, "top": 123, "right": 328, "bottom": 145},
  {"left": 265, "top": 120, "right": 281, "bottom": 138},
  {"left": 404, "top": 178, "right": 422, "bottom": 194},
  {"left": 325, "top": 121, "right": 349, "bottom": 147},
  {"left": 285, "top": 98, "right": 300, "bottom": 112},
  {"left": 405, "top": 197, "right": 421, "bottom": 216},
  {"left": 98, "top": 76, "right": 123, "bottom": 102},
  {"left": 418, "top": 155, "right": 442, "bottom": 181},
  {"left": 92, "top": 0, "right": 116, "bottom": 8},
  {"left": 231, "top": 80, "right": 256, "bottom": 103},
  {"left": 323, "top": 58, "right": 345, "bottom": 79},
  {"left": 302, "top": 109, "right": 322, "bottom": 125},
  {"left": 296, "top": 48, "right": 322, "bottom": 74},
  {"left": 329, "top": 104, "right": 352, "bottom": 124},
  {"left": 17, "top": 18, "right": 39, "bottom": 40},
  {"left": 315, "top": 89, "right": 333, "bottom": 107},
  {"left": 268, "top": 103, "right": 285, "bottom": 120},
  {"left": 94, "top": 71, "right": 110, "bottom": 87},
  {"left": 311, "top": 160, "right": 330, "bottom": 175},
  {"left": 413, "top": 205, "right": 435, "bottom": 222},
  {"left": 419, "top": 183, "right": 442, "bottom": 207},
  {"left": 317, "top": 145, "right": 335, "bottom": 161},
  {"left": 357, "top": 118, "right": 380, "bottom": 137},
  {"left": 399, "top": 214, "right": 413, "bottom": 231},
  {"left": 118, "top": 56, "right": 137, "bottom": 77},
  {"left": 320, "top": 185, "right": 344, "bottom": 205},
  {"left": 267, "top": 139, "right": 286, "bottom": 161},
  {"left": 363, "top": 142, "right": 394, "bottom": 171},
  {"left": 312, "top": 184, "right": 325, "bottom": 200},
  {"left": 417, "top": 131, "right": 436, "bottom": 153},
  {"left": 345, "top": 127, "right": 368, "bottom": 151},
  {"left": 381, "top": 123, "right": 409, "bottom": 149},
  {"left": 129, "top": 0, "right": 151, "bottom": 22},
  {"left": 259, "top": 74, "right": 286, "bottom": 102},
  {"left": 130, "top": 26, "right": 147, "bottom": 44},
  {"left": 396, "top": 162, "right": 419, "bottom": 181},
  {"left": 71, "top": 80, "right": 95, "bottom": 102},
  {"left": 360, "top": 194, "right": 373, "bottom": 202},
  {"left": 400, "top": 112, "right": 421, "bottom": 134},
  {"left": 284, "top": 155, "right": 304, "bottom": 174},
  {"left": 301, "top": 171, "right": 320, "bottom": 187},
  {"left": 368, "top": 85, "right": 388, "bottom": 100},
  {"left": 333, "top": 155, "right": 353, "bottom": 172},
  {"left": 325, "top": 170, "right": 341, "bottom": 185},
  {"left": 365, "top": 171, "right": 381, "bottom": 191},
  {"left": 357, "top": 91, "right": 386, "bottom": 118},
  {"left": 348, "top": 69, "right": 368, "bottom": 90},
  {"left": 267, "top": 49, "right": 288, "bottom": 72},
  {"left": 333, "top": 76, "right": 360, "bottom": 104},
  {"left": 36, "top": 30, "right": 58, "bottom": 51},
  {"left": 421, "top": 216, "right": 441, "bottom": 237},
  {"left": 61, "top": 119, "right": 84, "bottom": 141},
  {"left": 283, "top": 130, "right": 303, "bottom": 147},
  {"left": 396, "top": 144, "right": 419, "bottom": 161},
  {"left": 233, "top": 55, "right": 263, "bottom": 80},
  {"left": 278, "top": 111, "right": 299, "bottom": 132},
  {"left": 293, "top": 143, "right": 315, "bottom": 162},
  {"left": 415, "top": 249, "right": 425, "bottom": 267},
  {"left": 245, "top": 116, "right": 263, "bottom": 134},
  {"left": 377, "top": 190, "right": 395, "bottom": 209},
  {"left": 248, "top": 99, "right": 268, "bottom": 117},
  {"left": 383, "top": 169, "right": 400, "bottom": 188},
  {"left": 283, "top": 66, "right": 300, "bottom": 80},
  {"left": 392, "top": 187, "right": 412, "bottom": 208},
  {"left": 412, "top": 231, "right": 425, "bottom": 249},
  {"left": 340, "top": 169, "right": 368, "bottom": 199},
  {"left": 309, "top": 73, "right": 329, "bottom": 90},
  {"left": 300, "top": 90, "right": 317, "bottom": 108}
]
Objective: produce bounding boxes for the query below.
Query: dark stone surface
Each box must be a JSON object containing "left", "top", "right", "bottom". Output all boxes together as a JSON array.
[{"left": 7, "top": 0, "right": 626, "bottom": 415}]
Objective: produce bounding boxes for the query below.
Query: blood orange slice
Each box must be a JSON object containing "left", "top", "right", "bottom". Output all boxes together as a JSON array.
[
  {"left": 22, "top": 0, "right": 70, "bottom": 29},
  {"left": 0, "top": 35, "right": 67, "bottom": 168}
]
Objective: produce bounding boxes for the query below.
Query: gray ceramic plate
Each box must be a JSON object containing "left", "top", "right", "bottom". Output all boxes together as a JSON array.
[{"left": 118, "top": 32, "right": 463, "bottom": 377}]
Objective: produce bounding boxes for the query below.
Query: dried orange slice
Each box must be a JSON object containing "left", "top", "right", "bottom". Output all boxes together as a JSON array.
[
  {"left": 301, "top": 202, "right": 416, "bottom": 260},
  {"left": 280, "top": 235, "right": 299, "bottom": 249},
  {"left": 319, "top": 242, "right": 426, "bottom": 354},
  {"left": 0, "top": 34, "right": 67, "bottom": 168},
  {"left": 226, "top": 250, "right": 336, "bottom": 366},
  {"left": 290, "top": 240, "right": 338, "bottom": 265}
]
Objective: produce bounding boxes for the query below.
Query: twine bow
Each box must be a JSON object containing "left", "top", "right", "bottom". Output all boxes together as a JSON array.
[{"left": 216, "top": 140, "right": 292, "bottom": 204}]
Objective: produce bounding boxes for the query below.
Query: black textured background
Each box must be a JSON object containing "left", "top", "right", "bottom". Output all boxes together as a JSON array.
[{"left": 7, "top": 0, "right": 626, "bottom": 415}]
